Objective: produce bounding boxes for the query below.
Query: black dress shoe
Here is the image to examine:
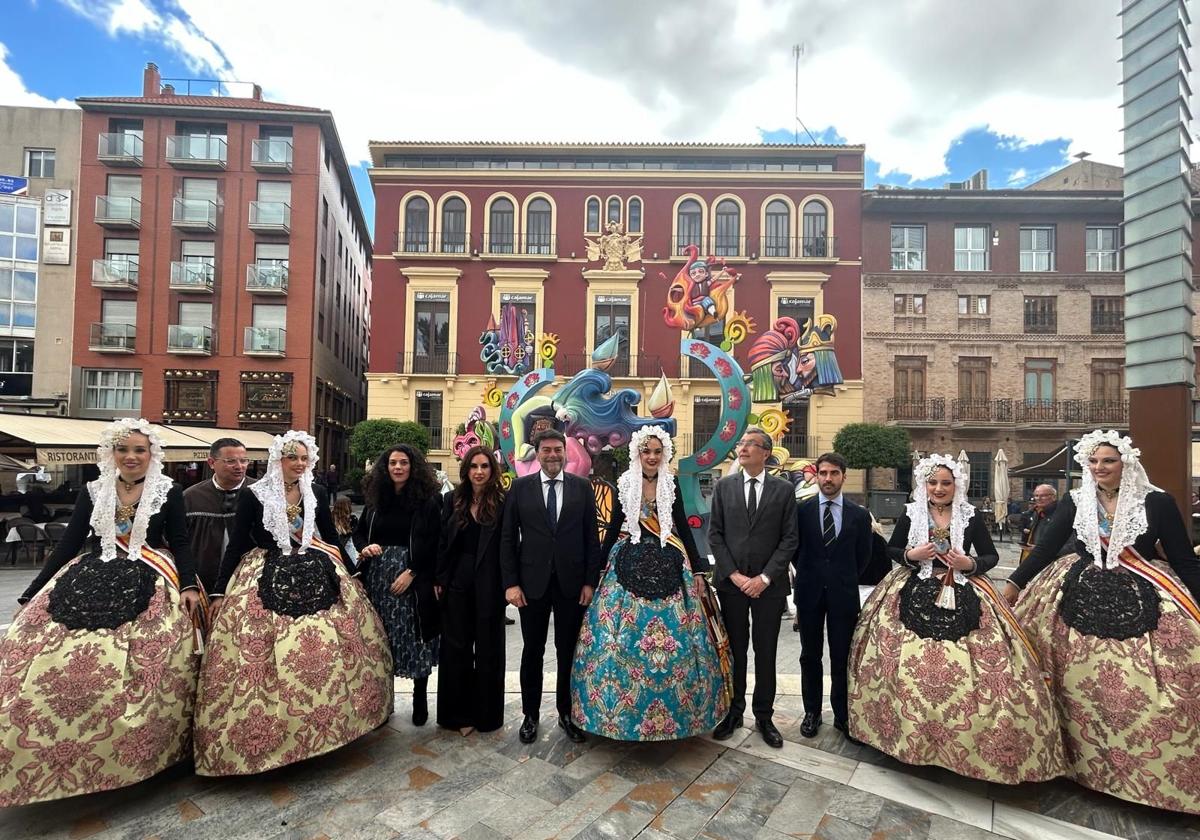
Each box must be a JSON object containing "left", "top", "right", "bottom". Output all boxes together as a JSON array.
[
  {"left": 518, "top": 715, "right": 538, "bottom": 744},
  {"left": 557, "top": 714, "right": 586, "bottom": 743},
  {"left": 834, "top": 719, "right": 862, "bottom": 745},
  {"left": 713, "top": 712, "right": 743, "bottom": 740},
  {"left": 799, "top": 712, "right": 821, "bottom": 738},
  {"left": 756, "top": 717, "right": 784, "bottom": 749}
]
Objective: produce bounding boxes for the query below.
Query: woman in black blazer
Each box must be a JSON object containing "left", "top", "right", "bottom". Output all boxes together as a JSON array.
[{"left": 435, "top": 446, "right": 507, "bottom": 734}]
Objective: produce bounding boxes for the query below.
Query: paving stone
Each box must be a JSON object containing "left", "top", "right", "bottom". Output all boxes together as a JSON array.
[
  {"left": 573, "top": 799, "right": 658, "bottom": 840},
  {"left": 823, "top": 786, "right": 887, "bottom": 830},
  {"left": 454, "top": 824, "right": 509, "bottom": 840},
  {"left": 479, "top": 788, "right": 557, "bottom": 837},
  {"left": 811, "top": 813, "right": 873, "bottom": 840},
  {"left": 513, "top": 771, "right": 636, "bottom": 840},
  {"left": 926, "top": 815, "right": 1005, "bottom": 840},
  {"left": 763, "top": 776, "right": 840, "bottom": 836},
  {"left": 871, "top": 800, "right": 933, "bottom": 839},
  {"left": 701, "top": 775, "right": 790, "bottom": 840},
  {"left": 419, "top": 785, "right": 515, "bottom": 839}
]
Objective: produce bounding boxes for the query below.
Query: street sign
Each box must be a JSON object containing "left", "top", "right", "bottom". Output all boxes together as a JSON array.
[{"left": 0, "top": 176, "right": 29, "bottom": 196}]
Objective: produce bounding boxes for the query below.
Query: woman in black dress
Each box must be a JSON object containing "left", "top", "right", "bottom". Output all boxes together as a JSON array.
[
  {"left": 354, "top": 444, "right": 442, "bottom": 725},
  {"left": 435, "top": 445, "right": 507, "bottom": 735}
]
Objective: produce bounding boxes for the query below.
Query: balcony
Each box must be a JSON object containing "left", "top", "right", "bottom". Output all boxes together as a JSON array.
[
  {"left": 89, "top": 322, "right": 136, "bottom": 353},
  {"left": 1061, "top": 399, "right": 1128, "bottom": 425},
  {"left": 172, "top": 197, "right": 217, "bottom": 231},
  {"left": 97, "top": 132, "right": 143, "bottom": 165},
  {"left": 555, "top": 354, "right": 641, "bottom": 377},
  {"left": 1014, "top": 399, "right": 1058, "bottom": 425},
  {"left": 1023, "top": 312, "right": 1058, "bottom": 334},
  {"left": 480, "top": 233, "right": 557, "bottom": 257},
  {"left": 91, "top": 259, "right": 139, "bottom": 291},
  {"left": 886, "top": 398, "right": 946, "bottom": 425},
  {"left": 250, "top": 138, "right": 293, "bottom": 172},
  {"left": 951, "top": 398, "right": 1013, "bottom": 424},
  {"left": 94, "top": 195, "right": 141, "bottom": 228},
  {"left": 246, "top": 264, "right": 289, "bottom": 294},
  {"left": 165, "top": 135, "right": 227, "bottom": 168},
  {"left": 167, "top": 324, "right": 214, "bottom": 355},
  {"left": 682, "top": 357, "right": 719, "bottom": 379},
  {"left": 427, "top": 426, "right": 459, "bottom": 451},
  {"left": 398, "top": 351, "right": 459, "bottom": 375},
  {"left": 1091, "top": 312, "right": 1124, "bottom": 334},
  {"left": 169, "top": 261, "right": 215, "bottom": 292},
  {"left": 799, "top": 236, "right": 837, "bottom": 260},
  {"left": 244, "top": 326, "right": 286, "bottom": 356},
  {"left": 249, "top": 201, "right": 290, "bottom": 234}
]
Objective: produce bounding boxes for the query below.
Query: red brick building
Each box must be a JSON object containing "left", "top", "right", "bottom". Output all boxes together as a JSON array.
[
  {"left": 367, "top": 142, "right": 865, "bottom": 483},
  {"left": 72, "top": 64, "right": 370, "bottom": 470}
]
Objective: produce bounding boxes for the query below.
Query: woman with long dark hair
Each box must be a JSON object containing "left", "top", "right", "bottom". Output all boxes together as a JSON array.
[
  {"left": 354, "top": 444, "right": 442, "bottom": 725},
  {"left": 435, "top": 446, "right": 507, "bottom": 734}
]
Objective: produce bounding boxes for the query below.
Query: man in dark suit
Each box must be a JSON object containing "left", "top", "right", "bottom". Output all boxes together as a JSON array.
[
  {"left": 793, "top": 452, "right": 871, "bottom": 741},
  {"left": 500, "top": 429, "right": 602, "bottom": 744},
  {"left": 709, "top": 426, "right": 799, "bottom": 748},
  {"left": 1019, "top": 484, "right": 1058, "bottom": 563}
]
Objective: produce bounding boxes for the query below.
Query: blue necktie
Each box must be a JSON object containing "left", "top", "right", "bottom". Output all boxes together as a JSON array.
[{"left": 546, "top": 478, "right": 558, "bottom": 531}]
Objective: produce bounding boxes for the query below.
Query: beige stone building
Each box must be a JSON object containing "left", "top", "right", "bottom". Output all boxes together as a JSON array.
[{"left": 862, "top": 163, "right": 1125, "bottom": 502}]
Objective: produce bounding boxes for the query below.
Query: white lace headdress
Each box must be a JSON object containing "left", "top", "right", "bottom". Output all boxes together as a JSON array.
[
  {"left": 250, "top": 430, "right": 320, "bottom": 553},
  {"left": 617, "top": 426, "right": 676, "bottom": 547},
  {"left": 1071, "top": 429, "right": 1158, "bottom": 569},
  {"left": 906, "top": 454, "right": 976, "bottom": 583},
  {"left": 89, "top": 418, "right": 173, "bottom": 562}
]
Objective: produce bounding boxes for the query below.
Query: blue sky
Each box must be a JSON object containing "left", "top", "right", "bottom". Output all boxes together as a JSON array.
[{"left": 2, "top": 0, "right": 1126, "bottom": 226}]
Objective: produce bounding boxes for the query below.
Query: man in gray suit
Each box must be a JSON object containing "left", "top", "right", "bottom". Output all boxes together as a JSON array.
[{"left": 708, "top": 426, "right": 799, "bottom": 748}]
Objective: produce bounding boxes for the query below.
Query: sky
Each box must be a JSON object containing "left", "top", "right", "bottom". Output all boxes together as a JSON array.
[{"left": 0, "top": 0, "right": 1162, "bottom": 226}]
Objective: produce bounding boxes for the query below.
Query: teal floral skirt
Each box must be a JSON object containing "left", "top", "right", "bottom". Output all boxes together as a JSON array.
[{"left": 570, "top": 537, "right": 729, "bottom": 740}]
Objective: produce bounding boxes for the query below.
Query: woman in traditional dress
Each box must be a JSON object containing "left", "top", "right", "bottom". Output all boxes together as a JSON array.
[
  {"left": 847, "top": 454, "right": 1065, "bottom": 784},
  {"left": 193, "top": 431, "right": 392, "bottom": 776},
  {"left": 434, "top": 446, "right": 506, "bottom": 735},
  {"left": 0, "top": 418, "right": 201, "bottom": 806},
  {"left": 1002, "top": 430, "right": 1200, "bottom": 813},
  {"left": 354, "top": 444, "right": 442, "bottom": 726},
  {"left": 570, "top": 426, "right": 729, "bottom": 740}
]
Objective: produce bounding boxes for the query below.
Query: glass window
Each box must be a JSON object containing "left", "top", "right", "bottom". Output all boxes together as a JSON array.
[
  {"left": 0, "top": 199, "right": 39, "bottom": 263},
  {"left": 890, "top": 225, "right": 925, "bottom": 270},
  {"left": 252, "top": 304, "right": 286, "bottom": 329},
  {"left": 954, "top": 225, "right": 989, "bottom": 271},
  {"left": 440, "top": 197, "right": 466, "bottom": 253},
  {"left": 764, "top": 200, "right": 790, "bottom": 257},
  {"left": 1024, "top": 358, "right": 1055, "bottom": 402},
  {"left": 676, "top": 199, "right": 702, "bottom": 254},
  {"left": 593, "top": 296, "right": 631, "bottom": 376},
  {"left": 1086, "top": 226, "right": 1120, "bottom": 271},
  {"left": 714, "top": 200, "right": 740, "bottom": 257},
  {"left": 585, "top": 197, "right": 600, "bottom": 233},
  {"left": 1091, "top": 359, "right": 1124, "bottom": 402},
  {"left": 488, "top": 198, "right": 514, "bottom": 253},
  {"left": 1020, "top": 226, "right": 1055, "bottom": 271},
  {"left": 627, "top": 198, "right": 642, "bottom": 233},
  {"left": 894, "top": 356, "right": 926, "bottom": 403},
  {"left": 958, "top": 357, "right": 990, "bottom": 401},
  {"left": 178, "top": 301, "right": 212, "bottom": 326},
  {"left": 525, "top": 198, "right": 552, "bottom": 254},
  {"left": 966, "top": 452, "right": 991, "bottom": 499},
  {"left": 24, "top": 149, "right": 55, "bottom": 178},
  {"left": 83, "top": 369, "right": 141, "bottom": 410},
  {"left": 413, "top": 299, "right": 450, "bottom": 358},
  {"left": 801, "top": 202, "right": 828, "bottom": 257},
  {"left": 416, "top": 392, "right": 444, "bottom": 448},
  {"left": 0, "top": 339, "right": 33, "bottom": 396},
  {"left": 1091, "top": 295, "right": 1123, "bottom": 334},
  {"left": 403, "top": 196, "right": 429, "bottom": 252},
  {"left": 606, "top": 197, "right": 621, "bottom": 225},
  {"left": 1024, "top": 296, "right": 1057, "bottom": 333}
]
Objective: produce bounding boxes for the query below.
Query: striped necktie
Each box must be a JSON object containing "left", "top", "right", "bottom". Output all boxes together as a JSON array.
[{"left": 823, "top": 500, "right": 836, "bottom": 546}]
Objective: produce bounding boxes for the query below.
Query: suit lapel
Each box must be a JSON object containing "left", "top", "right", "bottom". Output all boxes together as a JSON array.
[
  {"left": 733, "top": 475, "right": 751, "bottom": 527},
  {"left": 476, "top": 522, "right": 496, "bottom": 566}
]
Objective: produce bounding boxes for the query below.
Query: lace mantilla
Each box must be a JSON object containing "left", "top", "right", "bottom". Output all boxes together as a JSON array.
[
  {"left": 1070, "top": 429, "right": 1158, "bottom": 570},
  {"left": 616, "top": 425, "right": 676, "bottom": 547},
  {"left": 251, "top": 430, "right": 320, "bottom": 553},
  {"left": 906, "top": 454, "right": 974, "bottom": 584},
  {"left": 87, "top": 417, "right": 173, "bottom": 562}
]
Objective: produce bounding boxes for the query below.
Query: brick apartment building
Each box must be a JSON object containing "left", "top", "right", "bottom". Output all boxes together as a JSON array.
[{"left": 70, "top": 64, "right": 370, "bottom": 470}]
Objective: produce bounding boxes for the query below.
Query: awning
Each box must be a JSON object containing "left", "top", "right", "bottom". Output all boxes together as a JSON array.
[
  {"left": 0, "top": 415, "right": 278, "bottom": 465},
  {"left": 1009, "top": 445, "right": 1071, "bottom": 478}
]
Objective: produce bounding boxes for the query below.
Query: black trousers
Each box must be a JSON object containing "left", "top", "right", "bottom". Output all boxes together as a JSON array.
[
  {"left": 518, "top": 576, "right": 584, "bottom": 718},
  {"left": 436, "top": 583, "right": 506, "bottom": 732},
  {"left": 718, "top": 588, "right": 785, "bottom": 720},
  {"left": 797, "top": 586, "right": 860, "bottom": 723}
]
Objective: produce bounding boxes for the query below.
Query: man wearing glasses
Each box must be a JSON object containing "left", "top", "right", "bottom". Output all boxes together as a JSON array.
[
  {"left": 1019, "top": 484, "right": 1058, "bottom": 564},
  {"left": 708, "top": 426, "right": 799, "bottom": 748},
  {"left": 184, "top": 438, "right": 249, "bottom": 591}
]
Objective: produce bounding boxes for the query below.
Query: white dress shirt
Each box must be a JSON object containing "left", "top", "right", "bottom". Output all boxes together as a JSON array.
[
  {"left": 819, "top": 492, "right": 844, "bottom": 538},
  {"left": 539, "top": 469, "right": 564, "bottom": 520},
  {"left": 740, "top": 469, "right": 771, "bottom": 584}
]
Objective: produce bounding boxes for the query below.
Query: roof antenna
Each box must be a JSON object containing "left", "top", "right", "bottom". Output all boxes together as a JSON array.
[{"left": 793, "top": 44, "right": 818, "bottom": 144}]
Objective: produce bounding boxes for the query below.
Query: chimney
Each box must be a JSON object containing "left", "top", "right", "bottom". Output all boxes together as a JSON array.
[
  {"left": 162, "top": 83, "right": 175, "bottom": 96},
  {"left": 252, "top": 84, "right": 263, "bottom": 101},
  {"left": 143, "top": 62, "right": 161, "bottom": 97}
]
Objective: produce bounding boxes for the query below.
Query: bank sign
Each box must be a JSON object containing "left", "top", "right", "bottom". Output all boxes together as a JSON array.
[{"left": 0, "top": 176, "right": 29, "bottom": 196}]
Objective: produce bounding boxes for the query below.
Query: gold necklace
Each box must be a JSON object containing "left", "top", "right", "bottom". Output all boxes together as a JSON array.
[
  {"left": 116, "top": 502, "right": 137, "bottom": 523},
  {"left": 286, "top": 501, "right": 303, "bottom": 520}
]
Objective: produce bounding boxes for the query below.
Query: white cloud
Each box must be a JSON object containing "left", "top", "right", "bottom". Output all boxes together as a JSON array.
[{"left": 0, "top": 42, "right": 76, "bottom": 108}]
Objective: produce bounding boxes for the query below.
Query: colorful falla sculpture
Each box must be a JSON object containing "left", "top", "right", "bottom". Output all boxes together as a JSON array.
[{"left": 746, "top": 314, "right": 845, "bottom": 403}]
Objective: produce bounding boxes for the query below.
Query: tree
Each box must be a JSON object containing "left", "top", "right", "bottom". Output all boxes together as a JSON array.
[
  {"left": 832, "top": 422, "right": 912, "bottom": 493},
  {"left": 349, "top": 419, "right": 431, "bottom": 468}
]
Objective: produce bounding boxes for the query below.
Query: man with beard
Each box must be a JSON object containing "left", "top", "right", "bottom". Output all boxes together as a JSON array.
[{"left": 792, "top": 452, "right": 871, "bottom": 741}]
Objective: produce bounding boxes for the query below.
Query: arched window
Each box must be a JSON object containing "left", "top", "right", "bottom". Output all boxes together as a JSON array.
[
  {"left": 488, "top": 197, "right": 514, "bottom": 253},
  {"left": 803, "top": 201, "right": 828, "bottom": 257},
  {"left": 676, "top": 199, "right": 702, "bottom": 254},
  {"left": 764, "top": 199, "right": 790, "bottom": 257},
  {"left": 606, "top": 197, "right": 621, "bottom": 225},
  {"left": 627, "top": 198, "right": 642, "bottom": 233},
  {"left": 714, "top": 199, "right": 740, "bottom": 256},
  {"left": 585, "top": 197, "right": 600, "bottom": 233},
  {"left": 526, "top": 198, "right": 552, "bottom": 254},
  {"left": 440, "top": 197, "right": 466, "bottom": 253},
  {"left": 403, "top": 196, "right": 429, "bottom": 252}
]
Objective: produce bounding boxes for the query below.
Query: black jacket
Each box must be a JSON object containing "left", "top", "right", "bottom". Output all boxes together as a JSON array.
[
  {"left": 213, "top": 483, "right": 345, "bottom": 595},
  {"left": 436, "top": 494, "right": 506, "bottom": 617},
  {"left": 887, "top": 510, "right": 999, "bottom": 575},
  {"left": 20, "top": 484, "right": 196, "bottom": 603},
  {"left": 599, "top": 477, "right": 706, "bottom": 572},
  {"left": 1010, "top": 491, "right": 1200, "bottom": 602},
  {"left": 708, "top": 471, "right": 799, "bottom": 597},
  {"left": 500, "top": 471, "right": 603, "bottom": 600},
  {"left": 792, "top": 495, "right": 872, "bottom": 607}
]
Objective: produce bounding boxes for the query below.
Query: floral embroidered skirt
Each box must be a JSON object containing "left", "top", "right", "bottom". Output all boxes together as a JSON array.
[
  {"left": 361, "top": 546, "right": 439, "bottom": 679},
  {"left": 570, "top": 538, "right": 729, "bottom": 740},
  {"left": 1015, "top": 553, "right": 1200, "bottom": 813},
  {"left": 848, "top": 566, "right": 1066, "bottom": 784},
  {"left": 0, "top": 556, "right": 199, "bottom": 806},
  {"left": 193, "top": 548, "right": 393, "bottom": 776}
]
